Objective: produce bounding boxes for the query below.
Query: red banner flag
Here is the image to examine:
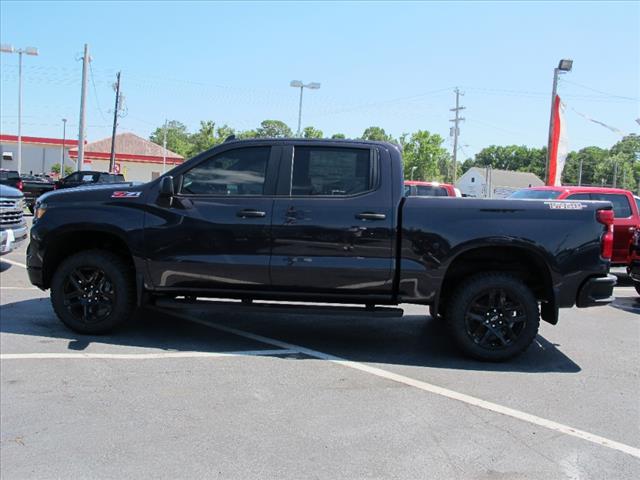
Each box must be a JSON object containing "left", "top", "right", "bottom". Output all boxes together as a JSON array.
[{"left": 547, "top": 95, "right": 569, "bottom": 186}]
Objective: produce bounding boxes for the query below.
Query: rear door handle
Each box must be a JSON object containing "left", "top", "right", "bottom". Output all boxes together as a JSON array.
[
  {"left": 237, "top": 209, "right": 266, "bottom": 218},
  {"left": 356, "top": 212, "right": 386, "bottom": 221}
]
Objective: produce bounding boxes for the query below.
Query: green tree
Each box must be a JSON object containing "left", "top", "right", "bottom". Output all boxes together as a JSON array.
[
  {"left": 302, "top": 126, "right": 324, "bottom": 139},
  {"left": 51, "top": 163, "right": 74, "bottom": 176},
  {"left": 149, "top": 120, "right": 191, "bottom": 158},
  {"left": 255, "top": 120, "right": 292, "bottom": 138},
  {"left": 468, "top": 145, "right": 546, "bottom": 179},
  {"left": 399, "top": 130, "right": 450, "bottom": 181},
  {"left": 188, "top": 121, "right": 237, "bottom": 156},
  {"left": 331, "top": 133, "right": 346, "bottom": 139},
  {"left": 562, "top": 146, "right": 609, "bottom": 186},
  {"left": 361, "top": 126, "right": 394, "bottom": 142}
]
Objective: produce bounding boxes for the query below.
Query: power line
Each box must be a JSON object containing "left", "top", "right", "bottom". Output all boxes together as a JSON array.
[
  {"left": 89, "top": 60, "right": 108, "bottom": 122},
  {"left": 559, "top": 78, "right": 639, "bottom": 102}
]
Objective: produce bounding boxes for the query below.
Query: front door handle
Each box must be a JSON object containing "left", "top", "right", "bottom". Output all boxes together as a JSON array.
[
  {"left": 356, "top": 212, "right": 386, "bottom": 221},
  {"left": 237, "top": 209, "right": 266, "bottom": 218}
]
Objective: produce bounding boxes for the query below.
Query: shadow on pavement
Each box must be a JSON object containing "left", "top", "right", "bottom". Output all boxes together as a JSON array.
[
  {"left": 0, "top": 261, "right": 14, "bottom": 273},
  {"left": 611, "top": 295, "right": 640, "bottom": 314},
  {"left": 0, "top": 298, "right": 581, "bottom": 373}
]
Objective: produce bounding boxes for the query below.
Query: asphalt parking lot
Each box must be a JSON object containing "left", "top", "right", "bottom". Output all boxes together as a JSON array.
[{"left": 1, "top": 221, "right": 639, "bottom": 479}]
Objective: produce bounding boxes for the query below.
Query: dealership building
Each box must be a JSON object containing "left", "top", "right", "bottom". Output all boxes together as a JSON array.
[
  {"left": 0, "top": 134, "right": 78, "bottom": 174},
  {"left": 0, "top": 132, "right": 183, "bottom": 182}
]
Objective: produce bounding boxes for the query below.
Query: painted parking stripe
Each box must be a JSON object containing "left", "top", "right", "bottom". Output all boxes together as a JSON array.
[
  {"left": 0, "top": 349, "right": 299, "bottom": 360},
  {"left": 1, "top": 258, "right": 27, "bottom": 269},
  {"left": 0, "top": 286, "right": 40, "bottom": 290},
  {"left": 170, "top": 310, "right": 640, "bottom": 460}
]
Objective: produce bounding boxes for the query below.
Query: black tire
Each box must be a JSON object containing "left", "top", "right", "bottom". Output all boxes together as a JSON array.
[
  {"left": 28, "top": 205, "right": 34, "bottom": 215},
  {"left": 635, "top": 282, "right": 640, "bottom": 296},
  {"left": 50, "top": 250, "right": 135, "bottom": 334},
  {"left": 447, "top": 272, "right": 540, "bottom": 362}
]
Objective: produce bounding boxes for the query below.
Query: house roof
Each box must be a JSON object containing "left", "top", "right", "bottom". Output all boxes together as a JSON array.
[
  {"left": 462, "top": 167, "right": 544, "bottom": 189},
  {"left": 69, "top": 132, "right": 183, "bottom": 164}
]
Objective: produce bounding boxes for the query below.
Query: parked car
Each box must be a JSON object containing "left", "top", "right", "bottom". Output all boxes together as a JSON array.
[
  {"left": 0, "top": 184, "right": 28, "bottom": 255},
  {"left": 0, "top": 170, "right": 23, "bottom": 191},
  {"left": 404, "top": 180, "right": 461, "bottom": 197},
  {"left": 510, "top": 186, "right": 640, "bottom": 266},
  {"left": 627, "top": 225, "right": 640, "bottom": 295},
  {"left": 21, "top": 174, "right": 56, "bottom": 214},
  {"left": 54, "top": 171, "right": 126, "bottom": 190},
  {"left": 28, "top": 138, "right": 615, "bottom": 361}
]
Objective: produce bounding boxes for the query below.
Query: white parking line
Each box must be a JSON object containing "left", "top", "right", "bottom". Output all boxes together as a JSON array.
[
  {"left": 1, "top": 258, "right": 27, "bottom": 269},
  {"left": 0, "top": 286, "right": 40, "bottom": 290},
  {"left": 170, "top": 310, "right": 640, "bottom": 460},
  {"left": 0, "top": 349, "right": 300, "bottom": 360}
]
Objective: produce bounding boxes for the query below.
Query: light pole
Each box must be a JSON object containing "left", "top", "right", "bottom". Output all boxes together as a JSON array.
[
  {"left": 61, "top": 118, "right": 67, "bottom": 175},
  {"left": 545, "top": 58, "right": 572, "bottom": 184},
  {"left": 1, "top": 44, "right": 39, "bottom": 175},
  {"left": 290, "top": 80, "right": 320, "bottom": 136}
]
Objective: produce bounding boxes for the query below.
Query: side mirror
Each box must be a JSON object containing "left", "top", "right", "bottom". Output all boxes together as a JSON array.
[{"left": 159, "top": 176, "right": 174, "bottom": 197}]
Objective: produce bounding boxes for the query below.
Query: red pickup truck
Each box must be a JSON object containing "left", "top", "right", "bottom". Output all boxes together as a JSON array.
[
  {"left": 511, "top": 186, "right": 640, "bottom": 266},
  {"left": 404, "top": 181, "right": 460, "bottom": 197}
]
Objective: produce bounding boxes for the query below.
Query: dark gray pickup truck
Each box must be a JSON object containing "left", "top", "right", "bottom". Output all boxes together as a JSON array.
[{"left": 27, "top": 138, "right": 616, "bottom": 360}]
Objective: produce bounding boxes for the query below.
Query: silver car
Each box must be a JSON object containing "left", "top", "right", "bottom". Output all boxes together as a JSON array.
[{"left": 0, "top": 184, "right": 28, "bottom": 255}]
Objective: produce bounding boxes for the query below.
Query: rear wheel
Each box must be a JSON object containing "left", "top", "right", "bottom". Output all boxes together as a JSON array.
[
  {"left": 50, "top": 250, "right": 135, "bottom": 334},
  {"left": 447, "top": 273, "right": 540, "bottom": 361}
]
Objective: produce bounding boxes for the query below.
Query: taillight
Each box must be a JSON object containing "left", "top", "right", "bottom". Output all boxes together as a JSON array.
[
  {"left": 596, "top": 208, "right": 614, "bottom": 260},
  {"left": 16, "top": 180, "right": 23, "bottom": 191}
]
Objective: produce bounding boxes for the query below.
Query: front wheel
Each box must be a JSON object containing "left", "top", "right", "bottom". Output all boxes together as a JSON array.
[
  {"left": 447, "top": 273, "right": 540, "bottom": 361},
  {"left": 50, "top": 250, "right": 135, "bottom": 334}
]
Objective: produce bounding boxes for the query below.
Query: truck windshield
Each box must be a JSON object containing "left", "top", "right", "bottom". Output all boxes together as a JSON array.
[{"left": 510, "top": 189, "right": 561, "bottom": 199}]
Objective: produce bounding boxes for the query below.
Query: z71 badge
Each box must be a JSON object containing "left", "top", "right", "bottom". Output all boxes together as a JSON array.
[
  {"left": 111, "top": 191, "right": 142, "bottom": 198},
  {"left": 544, "top": 201, "right": 586, "bottom": 210}
]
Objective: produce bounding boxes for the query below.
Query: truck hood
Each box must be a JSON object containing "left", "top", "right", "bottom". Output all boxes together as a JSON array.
[
  {"left": 38, "top": 182, "right": 145, "bottom": 204},
  {"left": 0, "top": 184, "right": 24, "bottom": 198}
]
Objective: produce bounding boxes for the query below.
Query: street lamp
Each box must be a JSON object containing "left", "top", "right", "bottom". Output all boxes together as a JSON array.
[
  {"left": 1, "top": 44, "right": 39, "bottom": 175},
  {"left": 61, "top": 118, "right": 67, "bottom": 175},
  {"left": 290, "top": 80, "right": 320, "bottom": 136},
  {"left": 545, "top": 58, "right": 572, "bottom": 184}
]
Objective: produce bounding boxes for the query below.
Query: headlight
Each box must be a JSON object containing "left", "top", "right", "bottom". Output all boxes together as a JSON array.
[{"left": 34, "top": 202, "right": 48, "bottom": 220}]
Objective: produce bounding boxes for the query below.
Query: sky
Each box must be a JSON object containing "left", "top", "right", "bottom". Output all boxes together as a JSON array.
[{"left": 0, "top": 0, "right": 638, "bottom": 158}]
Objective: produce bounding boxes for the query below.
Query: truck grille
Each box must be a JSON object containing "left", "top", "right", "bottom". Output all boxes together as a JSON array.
[{"left": 0, "top": 198, "right": 24, "bottom": 226}]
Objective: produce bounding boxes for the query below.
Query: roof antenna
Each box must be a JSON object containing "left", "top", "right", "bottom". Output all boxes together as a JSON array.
[{"left": 224, "top": 135, "right": 236, "bottom": 143}]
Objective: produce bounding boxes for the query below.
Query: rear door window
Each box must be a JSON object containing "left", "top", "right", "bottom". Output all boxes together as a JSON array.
[
  {"left": 291, "top": 146, "right": 373, "bottom": 196},
  {"left": 593, "top": 193, "right": 632, "bottom": 218}
]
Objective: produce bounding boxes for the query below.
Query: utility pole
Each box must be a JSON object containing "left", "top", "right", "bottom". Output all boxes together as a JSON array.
[
  {"left": 77, "top": 43, "right": 90, "bottom": 171},
  {"left": 613, "top": 158, "right": 618, "bottom": 188},
  {"left": 578, "top": 157, "right": 583, "bottom": 186},
  {"left": 162, "top": 119, "right": 168, "bottom": 173},
  {"left": 449, "top": 88, "right": 465, "bottom": 183},
  {"left": 109, "top": 71, "right": 122, "bottom": 173},
  {"left": 61, "top": 118, "right": 67, "bottom": 175}
]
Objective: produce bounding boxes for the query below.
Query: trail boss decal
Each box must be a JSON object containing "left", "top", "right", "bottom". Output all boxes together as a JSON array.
[
  {"left": 544, "top": 201, "right": 587, "bottom": 210},
  {"left": 111, "top": 191, "right": 142, "bottom": 198}
]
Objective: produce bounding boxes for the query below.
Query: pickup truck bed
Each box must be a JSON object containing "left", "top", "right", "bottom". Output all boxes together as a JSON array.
[{"left": 26, "top": 138, "right": 616, "bottom": 361}]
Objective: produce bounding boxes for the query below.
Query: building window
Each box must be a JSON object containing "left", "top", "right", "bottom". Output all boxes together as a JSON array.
[{"left": 471, "top": 177, "right": 475, "bottom": 183}]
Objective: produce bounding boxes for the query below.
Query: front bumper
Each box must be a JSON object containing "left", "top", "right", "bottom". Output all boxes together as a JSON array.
[
  {"left": 576, "top": 274, "right": 616, "bottom": 307},
  {"left": 0, "top": 224, "right": 28, "bottom": 255}
]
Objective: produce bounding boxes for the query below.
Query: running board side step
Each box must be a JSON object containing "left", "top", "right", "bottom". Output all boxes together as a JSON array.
[{"left": 153, "top": 298, "right": 404, "bottom": 318}]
